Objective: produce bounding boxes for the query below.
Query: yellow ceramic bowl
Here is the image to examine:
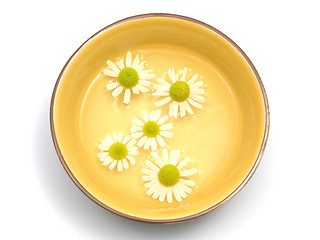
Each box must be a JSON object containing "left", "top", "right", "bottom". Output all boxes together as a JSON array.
[{"left": 50, "top": 14, "right": 269, "bottom": 223}]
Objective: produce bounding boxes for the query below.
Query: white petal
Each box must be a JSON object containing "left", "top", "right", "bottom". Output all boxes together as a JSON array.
[
  {"left": 178, "top": 182, "right": 192, "bottom": 194},
  {"left": 190, "top": 88, "right": 205, "bottom": 95},
  {"left": 156, "top": 135, "right": 166, "bottom": 147},
  {"left": 131, "top": 54, "right": 140, "bottom": 69},
  {"left": 146, "top": 183, "right": 160, "bottom": 196},
  {"left": 100, "top": 139, "right": 110, "bottom": 148},
  {"left": 140, "top": 69, "right": 153, "bottom": 74},
  {"left": 116, "top": 59, "right": 125, "bottom": 69},
  {"left": 160, "top": 131, "right": 173, "bottom": 138},
  {"left": 142, "top": 175, "right": 156, "bottom": 181},
  {"left": 117, "top": 133, "right": 124, "bottom": 142},
  {"left": 191, "top": 81, "right": 204, "bottom": 89},
  {"left": 146, "top": 187, "right": 155, "bottom": 196},
  {"left": 187, "top": 98, "right": 203, "bottom": 109},
  {"left": 190, "top": 94, "right": 205, "bottom": 103},
  {"left": 132, "top": 86, "right": 139, "bottom": 94},
  {"left": 151, "top": 152, "right": 164, "bottom": 168},
  {"left": 144, "top": 138, "right": 152, "bottom": 150},
  {"left": 117, "top": 160, "right": 123, "bottom": 171},
  {"left": 136, "top": 60, "right": 145, "bottom": 72},
  {"left": 125, "top": 52, "right": 132, "bottom": 67},
  {"left": 107, "top": 60, "right": 120, "bottom": 74},
  {"left": 150, "top": 110, "right": 161, "bottom": 121},
  {"left": 140, "top": 73, "right": 155, "bottom": 80},
  {"left": 142, "top": 168, "right": 157, "bottom": 176},
  {"left": 150, "top": 137, "right": 157, "bottom": 151},
  {"left": 137, "top": 136, "right": 148, "bottom": 147},
  {"left": 102, "top": 157, "right": 113, "bottom": 166},
  {"left": 103, "top": 69, "right": 118, "bottom": 77},
  {"left": 137, "top": 84, "right": 149, "bottom": 93},
  {"left": 128, "top": 151, "right": 139, "bottom": 156},
  {"left": 122, "top": 159, "right": 129, "bottom": 169},
  {"left": 126, "top": 139, "right": 137, "bottom": 147},
  {"left": 138, "top": 79, "right": 152, "bottom": 86},
  {"left": 180, "top": 67, "right": 188, "bottom": 81},
  {"left": 128, "top": 146, "right": 138, "bottom": 152},
  {"left": 160, "top": 123, "right": 173, "bottom": 130},
  {"left": 145, "top": 179, "right": 157, "bottom": 188},
  {"left": 187, "top": 73, "right": 199, "bottom": 85},
  {"left": 157, "top": 115, "right": 169, "bottom": 125},
  {"left": 142, "top": 110, "right": 149, "bottom": 122},
  {"left": 98, "top": 144, "right": 108, "bottom": 151},
  {"left": 149, "top": 110, "right": 156, "bottom": 121},
  {"left": 152, "top": 186, "right": 162, "bottom": 199},
  {"left": 177, "top": 157, "right": 191, "bottom": 170},
  {"left": 123, "top": 89, "right": 131, "bottom": 104},
  {"left": 168, "top": 68, "right": 176, "bottom": 82},
  {"left": 155, "top": 97, "right": 171, "bottom": 107},
  {"left": 169, "top": 101, "right": 179, "bottom": 118},
  {"left": 169, "top": 149, "right": 176, "bottom": 165},
  {"left": 158, "top": 186, "right": 167, "bottom": 202},
  {"left": 152, "top": 92, "right": 169, "bottom": 96},
  {"left": 99, "top": 156, "right": 109, "bottom": 162},
  {"left": 130, "top": 126, "right": 142, "bottom": 133},
  {"left": 179, "top": 102, "right": 186, "bottom": 117},
  {"left": 152, "top": 185, "right": 162, "bottom": 199},
  {"left": 176, "top": 184, "right": 187, "bottom": 198},
  {"left": 102, "top": 137, "right": 111, "bottom": 146},
  {"left": 180, "top": 168, "right": 198, "bottom": 177},
  {"left": 98, "top": 152, "right": 109, "bottom": 158},
  {"left": 156, "top": 77, "right": 171, "bottom": 87},
  {"left": 184, "top": 101, "right": 194, "bottom": 115},
  {"left": 112, "top": 132, "right": 118, "bottom": 142},
  {"left": 132, "top": 118, "right": 144, "bottom": 126},
  {"left": 105, "top": 135, "right": 114, "bottom": 145},
  {"left": 162, "top": 148, "right": 169, "bottom": 165},
  {"left": 179, "top": 179, "right": 196, "bottom": 187},
  {"left": 152, "top": 110, "right": 161, "bottom": 122},
  {"left": 145, "top": 160, "right": 160, "bottom": 172},
  {"left": 172, "top": 185, "right": 182, "bottom": 202},
  {"left": 126, "top": 155, "right": 136, "bottom": 165},
  {"left": 100, "top": 140, "right": 109, "bottom": 149},
  {"left": 153, "top": 84, "right": 170, "bottom": 92},
  {"left": 170, "top": 149, "right": 180, "bottom": 166},
  {"left": 106, "top": 82, "right": 119, "bottom": 90},
  {"left": 167, "top": 187, "right": 173, "bottom": 203},
  {"left": 109, "top": 160, "right": 117, "bottom": 170},
  {"left": 112, "top": 86, "right": 123, "bottom": 97}
]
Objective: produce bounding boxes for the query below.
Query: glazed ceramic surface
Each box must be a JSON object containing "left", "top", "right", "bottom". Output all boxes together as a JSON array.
[{"left": 51, "top": 14, "right": 269, "bottom": 223}]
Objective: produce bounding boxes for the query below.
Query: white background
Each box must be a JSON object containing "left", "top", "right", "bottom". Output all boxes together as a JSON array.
[{"left": 1, "top": 0, "right": 319, "bottom": 239}]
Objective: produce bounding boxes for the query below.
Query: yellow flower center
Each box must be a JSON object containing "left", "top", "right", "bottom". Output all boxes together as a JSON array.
[
  {"left": 118, "top": 67, "right": 139, "bottom": 88},
  {"left": 143, "top": 121, "right": 160, "bottom": 137},
  {"left": 108, "top": 142, "right": 127, "bottom": 160},
  {"left": 169, "top": 81, "right": 190, "bottom": 102},
  {"left": 158, "top": 164, "right": 180, "bottom": 186}
]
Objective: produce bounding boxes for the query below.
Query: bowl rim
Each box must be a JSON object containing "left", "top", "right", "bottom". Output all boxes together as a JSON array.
[{"left": 50, "top": 13, "right": 270, "bottom": 224}]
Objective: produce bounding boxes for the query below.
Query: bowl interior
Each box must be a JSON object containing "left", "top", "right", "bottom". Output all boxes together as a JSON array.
[{"left": 52, "top": 16, "right": 267, "bottom": 221}]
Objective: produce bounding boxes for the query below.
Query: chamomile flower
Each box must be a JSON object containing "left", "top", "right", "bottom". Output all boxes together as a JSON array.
[
  {"left": 103, "top": 52, "right": 155, "bottom": 104},
  {"left": 130, "top": 110, "right": 173, "bottom": 151},
  {"left": 97, "top": 132, "right": 138, "bottom": 171},
  {"left": 141, "top": 148, "right": 198, "bottom": 203},
  {"left": 152, "top": 68, "right": 205, "bottom": 118}
]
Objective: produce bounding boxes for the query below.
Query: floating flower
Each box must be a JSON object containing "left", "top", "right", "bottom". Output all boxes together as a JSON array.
[
  {"left": 141, "top": 148, "right": 197, "bottom": 203},
  {"left": 130, "top": 110, "right": 173, "bottom": 151},
  {"left": 97, "top": 132, "right": 138, "bottom": 171},
  {"left": 152, "top": 68, "right": 205, "bottom": 118},
  {"left": 103, "top": 52, "right": 155, "bottom": 104}
]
